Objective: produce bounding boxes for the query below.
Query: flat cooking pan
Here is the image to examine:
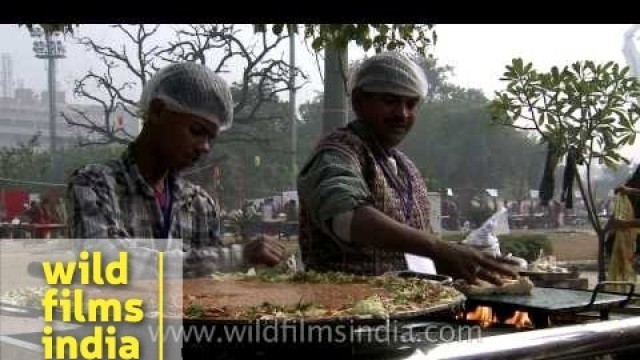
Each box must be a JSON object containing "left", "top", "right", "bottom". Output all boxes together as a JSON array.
[
  {"left": 465, "top": 281, "right": 635, "bottom": 328},
  {"left": 181, "top": 270, "right": 462, "bottom": 322},
  {"left": 176, "top": 271, "right": 464, "bottom": 354},
  {"left": 1, "top": 274, "right": 464, "bottom": 322},
  {"left": 1, "top": 272, "right": 465, "bottom": 348},
  {"left": 0, "top": 301, "right": 44, "bottom": 317}
]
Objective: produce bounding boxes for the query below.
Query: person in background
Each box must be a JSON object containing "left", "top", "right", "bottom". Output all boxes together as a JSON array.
[
  {"left": 285, "top": 200, "right": 298, "bottom": 222},
  {"left": 297, "top": 52, "right": 516, "bottom": 283},
  {"left": 604, "top": 166, "right": 640, "bottom": 260},
  {"left": 67, "top": 62, "right": 286, "bottom": 277}
]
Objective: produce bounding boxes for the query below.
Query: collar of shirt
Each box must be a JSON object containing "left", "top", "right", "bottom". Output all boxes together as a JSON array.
[{"left": 121, "top": 142, "right": 189, "bottom": 205}]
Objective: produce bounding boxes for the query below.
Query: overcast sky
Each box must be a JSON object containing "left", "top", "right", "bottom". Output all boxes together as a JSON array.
[{"left": 1, "top": 23, "right": 639, "bottom": 158}]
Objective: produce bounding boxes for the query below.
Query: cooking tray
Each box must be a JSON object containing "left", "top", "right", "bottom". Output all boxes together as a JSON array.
[
  {"left": 1, "top": 271, "right": 465, "bottom": 323},
  {"left": 0, "top": 301, "right": 44, "bottom": 317},
  {"left": 179, "top": 272, "right": 464, "bottom": 351},
  {"left": 465, "top": 281, "right": 635, "bottom": 327},
  {"left": 0, "top": 274, "right": 464, "bottom": 356}
]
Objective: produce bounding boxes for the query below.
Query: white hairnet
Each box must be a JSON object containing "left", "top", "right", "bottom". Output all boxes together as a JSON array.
[
  {"left": 350, "top": 52, "right": 428, "bottom": 99},
  {"left": 139, "top": 62, "right": 234, "bottom": 132}
]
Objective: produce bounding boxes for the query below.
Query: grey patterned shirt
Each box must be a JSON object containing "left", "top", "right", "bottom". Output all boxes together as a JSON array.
[{"left": 67, "top": 143, "right": 241, "bottom": 277}]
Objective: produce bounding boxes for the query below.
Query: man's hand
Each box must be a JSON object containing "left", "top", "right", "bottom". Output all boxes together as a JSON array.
[
  {"left": 614, "top": 185, "right": 640, "bottom": 196},
  {"left": 615, "top": 185, "right": 631, "bottom": 195},
  {"left": 432, "top": 241, "right": 518, "bottom": 285},
  {"left": 243, "top": 237, "right": 286, "bottom": 267},
  {"left": 604, "top": 218, "right": 636, "bottom": 233}
]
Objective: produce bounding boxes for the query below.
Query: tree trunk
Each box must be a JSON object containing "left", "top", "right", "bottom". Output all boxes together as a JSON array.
[
  {"left": 322, "top": 47, "right": 348, "bottom": 134},
  {"left": 598, "top": 231, "right": 606, "bottom": 282}
]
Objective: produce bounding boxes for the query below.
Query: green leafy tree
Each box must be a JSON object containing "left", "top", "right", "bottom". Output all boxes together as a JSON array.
[
  {"left": 255, "top": 24, "right": 436, "bottom": 55},
  {"left": 0, "top": 135, "right": 50, "bottom": 191},
  {"left": 402, "top": 88, "right": 545, "bottom": 220},
  {"left": 255, "top": 24, "right": 437, "bottom": 137},
  {"left": 489, "top": 58, "right": 640, "bottom": 280}
]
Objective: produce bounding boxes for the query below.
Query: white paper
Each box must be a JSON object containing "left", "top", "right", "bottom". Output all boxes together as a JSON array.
[
  {"left": 491, "top": 207, "right": 511, "bottom": 236},
  {"left": 405, "top": 253, "right": 437, "bottom": 274},
  {"left": 486, "top": 188, "right": 498, "bottom": 197}
]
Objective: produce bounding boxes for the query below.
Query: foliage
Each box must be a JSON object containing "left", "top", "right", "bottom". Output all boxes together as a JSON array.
[
  {"left": 20, "top": 24, "right": 78, "bottom": 36},
  {"left": 255, "top": 24, "right": 436, "bottom": 55},
  {"left": 489, "top": 58, "right": 640, "bottom": 279},
  {"left": 400, "top": 87, "right": 546, "bottom": 223},
  {"left": 489, "top": 58, "right": 640, "bottom": 228},
  {"left": 0, "top": 135, "right": 123, "bottom": 191},
  {"left": 0, "top": 135, "right": 50, "bottom": 191},
  {"left": 499, "top": 234, "right": 552, "bottom": 262},
  {"left": 411, "top": 55, "right": 472, "bottom": 103},
  {"left": 490, "top": 58, "right": 640, "bottom": 169}
]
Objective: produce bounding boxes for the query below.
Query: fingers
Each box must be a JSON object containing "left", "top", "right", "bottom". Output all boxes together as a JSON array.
[
  {"left": 461, "top": 263, "right": 478, "bottom": 283},
  {"left": 259, "top": 249, "right": 282, "bottom": 267},
  {"left": 244, "top": 237, "right": 286, "bottom": 266},
  {"left": 495, "top": 255, "right": 521, "bottom": 267},
  {"left": 476, "top": 268, "right": 505, "bottom": 286},
  {"left": 461, "top": 252, "right": 517, "bottom": 286},
  {"left": 435, "top": 242, "right": 518, "bottom": 284},
  {"left": 261, "top": 240, "right": 286, "bottom": 266},
  {"left": 480, "top": 257, "right": 518, "bottom": 279}
]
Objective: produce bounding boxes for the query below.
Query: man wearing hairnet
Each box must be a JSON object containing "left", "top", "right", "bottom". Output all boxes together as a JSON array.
[
  {"left": 67, "top": 62, "right": 286, "bottom": 277},
  {"left": 297, "top": 52, "right": 516, "bottom": 284}
]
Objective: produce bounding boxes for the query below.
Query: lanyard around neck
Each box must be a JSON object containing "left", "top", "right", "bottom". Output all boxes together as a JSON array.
[
  {"left": 349, "top": 121, "right": 415, "bottom": 222},
  {"left": 154, "top": 177, "right": 172, "bottom": 239},
  {"left": 375, "top": 152, "right": 414, "bottom": 223}
]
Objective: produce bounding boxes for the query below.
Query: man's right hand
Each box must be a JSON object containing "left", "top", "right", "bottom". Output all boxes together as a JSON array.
[
  {"left": 243, "top": 236, "right": 286, "bottom": 267},
  {"left": 615, "top": 185, "right": 640, "bottom": 196},
  {"left": 615, "top": 185, "right": 631, "bottom": 195},
  {"left": 431, "top": 241, "right": 518, "bottom": 285},
  {"left": 604, "top": 218, "right": 638, "bottom": 233}
]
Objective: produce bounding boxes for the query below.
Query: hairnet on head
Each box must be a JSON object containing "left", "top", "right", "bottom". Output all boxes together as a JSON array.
[
  {"left": 139, "top": 62, "right": 234, "bottom": 132},
  {"left": 349, "top": 51, "right": 428, "bottom": 99}
]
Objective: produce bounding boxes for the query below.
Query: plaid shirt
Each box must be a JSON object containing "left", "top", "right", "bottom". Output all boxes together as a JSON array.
[{"left": 67, "top": 143, "right": 239, "bottom": 276}]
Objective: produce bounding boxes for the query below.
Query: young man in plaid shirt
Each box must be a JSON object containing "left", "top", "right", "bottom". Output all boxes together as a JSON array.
[{"left": 68, "top": 62, "right": 285, "bottom": 277}]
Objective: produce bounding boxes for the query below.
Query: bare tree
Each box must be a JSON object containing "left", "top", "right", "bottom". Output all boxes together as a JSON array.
[{"left": 62, "top": 24, "right": 307, "bottom": 147}]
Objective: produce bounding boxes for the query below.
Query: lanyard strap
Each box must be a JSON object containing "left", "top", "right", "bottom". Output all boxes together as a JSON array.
[
  {"left": 375, "top": 152, "right": 414, "bottom": 223},
  {"left": 347, "top": 121, "right": 415, "bottom": 223},
  {"left": 155, "top": 177, "right": 173, "bottom": 239}
]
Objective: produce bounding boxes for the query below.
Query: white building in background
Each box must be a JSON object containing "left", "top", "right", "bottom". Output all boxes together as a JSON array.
[{"left": 0, "top": 87, "right": 139, "bottom": 150}]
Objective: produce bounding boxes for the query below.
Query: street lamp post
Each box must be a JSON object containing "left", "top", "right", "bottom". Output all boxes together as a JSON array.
[
  {"left": 288, "top": 25, "right": 297, "bottom": 192},
  {"left": 30, "top": 26, "right": 66, "bottom": 181}
]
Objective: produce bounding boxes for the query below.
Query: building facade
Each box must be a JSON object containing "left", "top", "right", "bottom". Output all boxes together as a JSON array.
[{"left": 0, "top": 88, "right": 139, "bottom": 150}]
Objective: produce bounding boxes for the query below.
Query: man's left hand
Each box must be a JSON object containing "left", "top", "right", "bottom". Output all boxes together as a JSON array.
[{"left": 243, "top": 237, "right": 286, "bottom": 267}]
